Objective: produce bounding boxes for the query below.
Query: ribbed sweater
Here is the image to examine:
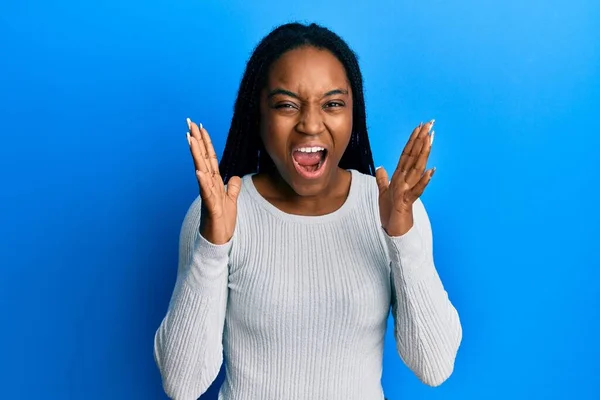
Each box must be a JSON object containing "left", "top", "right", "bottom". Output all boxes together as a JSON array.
[{"left": 154, "top": 169, "right": 462, "bottom": 400}]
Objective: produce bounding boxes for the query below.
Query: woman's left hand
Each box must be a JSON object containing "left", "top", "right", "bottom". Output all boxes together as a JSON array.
[{"left": 376, "top": 120, "right": 435, "bottom": 237}]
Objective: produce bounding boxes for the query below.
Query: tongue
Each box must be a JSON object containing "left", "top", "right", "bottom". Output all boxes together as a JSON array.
[{"left": 293, "top": 151, "right": 323, "bottom": 166}]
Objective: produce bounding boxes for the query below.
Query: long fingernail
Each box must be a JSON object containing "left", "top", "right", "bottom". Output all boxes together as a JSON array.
[
  {"left": 430, "top": 130, "right": 435, "bottom": 145},
  {"left": 429, "top": 119, "right": 435, "bottom": 130},
  {"left": 431, "top": 166, "right": 436, "bottom": 176},
  {"left": 200, "top": 122, "right": 203, "bottom": 130},
  {"left": 186, "top": 118, "right": 191, "bottom": 129},
  {"left": 186, "top": 131, "right": 191, "bottom": 146},
  {"left": 376, "top": 166, "right": 382, "bottom": 171}
]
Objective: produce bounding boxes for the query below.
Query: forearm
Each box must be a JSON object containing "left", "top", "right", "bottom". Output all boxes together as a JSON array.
[
  {"left": 154, "top": 234, "right": 230, "bottom": 399},
  {"left": 386, "top": 226, "right": 462, "bottom": 387}
]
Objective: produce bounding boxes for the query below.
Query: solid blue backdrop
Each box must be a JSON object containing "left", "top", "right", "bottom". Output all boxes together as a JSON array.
[{"left": 1, "top": 0, "right": 598, "bottom": 398}]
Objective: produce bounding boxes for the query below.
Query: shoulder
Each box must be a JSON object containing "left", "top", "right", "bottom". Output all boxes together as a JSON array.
[
  {"left": 351, "top": 169, "right": 380, "bottom": 209},
  {"left": 176, "top": 195, "right": 202, "bottom": 274},
  {"left": 180, "top": 195, "right": 202, "bottom": 241},
  {"left": 349, "top": 169, "right": 383, "bottom": 233}
]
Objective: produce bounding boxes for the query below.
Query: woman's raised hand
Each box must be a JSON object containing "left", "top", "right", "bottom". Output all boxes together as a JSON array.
[{"left": 187, "top": 118, "right": 241, "bottom": 245}]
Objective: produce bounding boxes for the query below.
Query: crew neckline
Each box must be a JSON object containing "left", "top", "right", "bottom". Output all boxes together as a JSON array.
[{"left": 242, "top": 169, "right": 360, "bottom": 224}]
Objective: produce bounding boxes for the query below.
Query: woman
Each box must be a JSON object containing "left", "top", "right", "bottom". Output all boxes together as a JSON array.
[{"left": 154, "top": 22, "right": 462, "bottom": 400}]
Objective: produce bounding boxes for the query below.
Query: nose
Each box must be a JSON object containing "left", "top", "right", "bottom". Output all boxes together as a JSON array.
[{"left": 296, "top": 105, "right": 324, "bottom": 136}]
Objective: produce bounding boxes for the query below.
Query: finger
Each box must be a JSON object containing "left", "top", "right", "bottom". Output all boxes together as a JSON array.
[
  {"left": 408, "top": 167, "right": 435, "bottom": 201},
  {"left": 187, "top": 118, "right": 203, "bottom": 171},
  {"left": 400, "top": 120, "right": 433, "bottom": 179},
  {"left": 406, "top": 131, "right": 433, "bottom": 186},
  {"left": 396, "top": 123, "right": 422, "bottom": 173},
  {"left": 411, "top": 121, "right": 434, "bottom": 158},
  {"left": 189, "top": 135, "right": 210, "bottom": 173},
  {"left": 189, "top": 119, "right": 213, "bottom": 175},
  {"left": 395, "top": 119, "right": 434, "bottom": 180},
  {"left": 200, "top": 124, "right": 220, "bottom": 177},
  {"left": 226, "top": 176, "right": 242, "bottom": 202},
  {"left": 187, "top": 117, "right": 199, "bottom": 141},
  {"left": 375, "top": 167, "right": 390, "bottom": 195},
  {"left": 195, "top": 169, "right": 217, "bottom": 208}
]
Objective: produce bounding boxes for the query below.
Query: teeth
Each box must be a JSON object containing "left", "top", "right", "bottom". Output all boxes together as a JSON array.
[{"left": 296, "top": 146, "right": 325, "bottom": 153}]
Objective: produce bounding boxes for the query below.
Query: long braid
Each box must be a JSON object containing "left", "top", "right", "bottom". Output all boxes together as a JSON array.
[{"left": 219, "top": 22, "right": 376, "bottom": 184}]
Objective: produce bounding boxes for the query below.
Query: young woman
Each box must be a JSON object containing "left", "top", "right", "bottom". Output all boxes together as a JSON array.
[{"left": 154, "top": 22, "right": 462, "bottom": 400}]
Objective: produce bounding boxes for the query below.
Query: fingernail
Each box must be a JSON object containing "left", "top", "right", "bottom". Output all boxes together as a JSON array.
[
  {"left": 376, "top": 166, "right": 382, "bottom": 171},
  {"left": 200, "top": 123, "right": 203, "bottom": 130},
  {"left": 430, "top": 130, "right": 435, "bottom": 145},
  {"left": 431, "top": 166, "right": 436, "bottom": 176},
  {"left": 429, "top": 119, "right": 435, "bottom": 130},
  {"left": 186, "top": 131, "right": 191, "bottom": 146},
  {"left": 186, "top": 118, "right": 191, "bottom": 129}
]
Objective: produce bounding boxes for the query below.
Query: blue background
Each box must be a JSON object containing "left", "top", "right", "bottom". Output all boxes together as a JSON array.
[{"left": 1, "top": 0, "right": 598, "bottom": 398}]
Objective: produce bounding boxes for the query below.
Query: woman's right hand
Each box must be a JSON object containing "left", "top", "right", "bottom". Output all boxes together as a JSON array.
[{"left": 187, "top": 118, "right": 241, "bottom": 245}]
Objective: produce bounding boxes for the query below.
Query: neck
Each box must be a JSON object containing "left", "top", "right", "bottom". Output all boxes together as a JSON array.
[{"left": 255, "top": 167, "right": 352, "bottom": 216}]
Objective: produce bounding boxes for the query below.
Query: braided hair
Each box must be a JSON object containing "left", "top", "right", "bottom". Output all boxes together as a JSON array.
[{"left": 219, "top": 22, "right": 376, "bottom": 184}]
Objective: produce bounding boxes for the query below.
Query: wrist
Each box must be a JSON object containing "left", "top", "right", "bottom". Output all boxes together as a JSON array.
[
  {"left": 384, "top": 213, "right": 414, "bottom": 237},
  {"left": 200, "top": 219, "right": 230, "bottom": 245}
]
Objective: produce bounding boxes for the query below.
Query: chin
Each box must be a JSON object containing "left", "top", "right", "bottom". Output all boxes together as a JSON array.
[{"left": 287, "top": 178, "right": 329, "bottom": 197}]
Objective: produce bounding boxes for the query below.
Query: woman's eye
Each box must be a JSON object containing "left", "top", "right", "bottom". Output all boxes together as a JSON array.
[{"left": 275, "top": 103, "right": 296, "bottom": 109}]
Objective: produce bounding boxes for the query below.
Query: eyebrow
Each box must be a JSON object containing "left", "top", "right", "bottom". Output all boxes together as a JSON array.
[{"left": 267, "top": 88, "right": 349, "bottom": 99}]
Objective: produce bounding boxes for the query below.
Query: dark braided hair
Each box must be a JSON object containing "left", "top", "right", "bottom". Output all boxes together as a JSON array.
[{"left": 219, "top": 22, "right": 376, "bottom": 184}]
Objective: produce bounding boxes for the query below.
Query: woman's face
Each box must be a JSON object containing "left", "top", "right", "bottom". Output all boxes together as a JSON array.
[{"left": 259, "top": 45, "right": 353, "bottom": 196}]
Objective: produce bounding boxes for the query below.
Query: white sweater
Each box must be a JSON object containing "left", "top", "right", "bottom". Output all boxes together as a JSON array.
[{"left": 154, "top": 169, "right": 462, "bottom": 400}]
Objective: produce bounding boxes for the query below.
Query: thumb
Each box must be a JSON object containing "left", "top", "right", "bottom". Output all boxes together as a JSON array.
[
  {"left": 226, "top": 176, "right": 242, "bottom": 202},
  {"left": 375, "top": 166, "right": 389, "bottom": 195}
]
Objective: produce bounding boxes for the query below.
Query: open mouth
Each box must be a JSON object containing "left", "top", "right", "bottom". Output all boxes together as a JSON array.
[{"left": 291, "top": 146, "right": 328, "bottom": 179}]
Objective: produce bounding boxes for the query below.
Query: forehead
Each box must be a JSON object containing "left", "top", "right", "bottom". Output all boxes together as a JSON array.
[{"left": 266, "top": 46, "right": 349, "bottom": 91}]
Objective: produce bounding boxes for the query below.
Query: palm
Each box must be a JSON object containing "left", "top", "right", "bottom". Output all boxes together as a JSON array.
[
  {"left": 198, "top": 165, "right": 239, "bottom": 236},
  {"left": 378, "top": 180, "right": 412, "bottom": 227},
  {"left": 376, "top": 121, "right": 436, "bottom": 236},
  {"left": 187, "top": 118, "right": 241, "bottom": 243}
]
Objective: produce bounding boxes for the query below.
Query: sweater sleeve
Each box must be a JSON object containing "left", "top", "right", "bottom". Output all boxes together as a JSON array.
[
  {"left": 384, "top": 198, "right": 462, "bottom": 387},
  {"left": 153, "top": 196, "right": 231, "bottom": 400}
]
